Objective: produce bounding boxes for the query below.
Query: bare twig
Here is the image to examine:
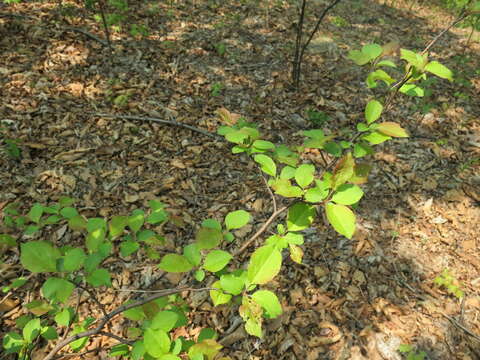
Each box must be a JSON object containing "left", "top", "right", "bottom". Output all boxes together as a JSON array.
[
  {"left": 292, "top": 0, "right": 343, "bottom": 87},
  {"left": 96, "top": 0, "right": 112, "bottom": 51},
  {"left": 63, "top": 27, "right": 109, "bottom": 47},
  {"left": 93, "top": 113, "right": 220, "bottom": 139},
  {"left": 443, "top": 314, "right": 480, "bottom": 343},
  {"left": 43, "top": 287, "right": 211, "bottom": 360},
  {"left": 261, "top": 172, "right": 277, "bottom": 213},
  {"left": 234, "top": 204, "right": 293, "bottom": 256},
  {"left": 98, "top": 331, "right": 134, "bottom": 345},
  {"left": 75, "top": 283, "right": 108, "bottom": 317}
]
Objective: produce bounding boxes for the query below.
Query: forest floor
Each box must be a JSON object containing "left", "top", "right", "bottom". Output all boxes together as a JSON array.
[{"left": 1, "top": 0, "right": 479, "bottom": 359}]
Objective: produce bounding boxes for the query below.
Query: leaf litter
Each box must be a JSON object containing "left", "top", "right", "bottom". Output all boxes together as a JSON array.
[{"left": 0, "top": 0, "right": 479, "bottom": 359}]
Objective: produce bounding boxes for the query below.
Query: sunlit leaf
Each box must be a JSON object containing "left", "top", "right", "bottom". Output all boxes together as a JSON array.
[{"left": 325, "top": 202, "right": 356, "bottom": 239}]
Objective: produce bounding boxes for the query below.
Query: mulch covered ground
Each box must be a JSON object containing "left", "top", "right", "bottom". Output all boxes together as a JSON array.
[{"left": 1, "top": 0, "right": 479, "bottom": 358}]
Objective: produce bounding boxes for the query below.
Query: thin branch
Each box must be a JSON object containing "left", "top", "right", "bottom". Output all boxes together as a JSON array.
[
  {"left": 292, "top": 0, "right": 343, "bottom": 87},
  {"left": 421, "top": 10, "right": 471, "bottom": 56},
  {"left": 298, "top": 0, "right": 343, "bottom": 65},
  {"left": 93, "top": 113, "right": 220, "bottom": 139},
  {"left": 443, "top": 314, "right": 480, "bottom": 343},
  {"left": 234, "top": 204, "right": 292, "bottom": 256},
  {"left": 96, "top": 0, "right": 112, "bottom": 51},
  {"left": 260, "top": 171, "right": 277, "bottom": 213},
  {"left": 43, "top": 287, "right": 211, "bottom": 360},
  {"left": 75, "top": 283, "right": 108, "bottom": 317},
  {"left": 63, "top": 27, "right": 109, "bottom": 47},
  {"left": 98, "top": 331, "right": 134, "bottom": 345}
]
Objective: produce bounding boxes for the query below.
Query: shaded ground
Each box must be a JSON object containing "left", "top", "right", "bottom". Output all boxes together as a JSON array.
[{"left": 1, "top": 0, "right": 479, "bottom": 359}]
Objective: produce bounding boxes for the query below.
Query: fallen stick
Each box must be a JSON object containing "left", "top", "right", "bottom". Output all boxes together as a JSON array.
[{"left": 93, "top": 113, "right": 221, "bottom": 139}]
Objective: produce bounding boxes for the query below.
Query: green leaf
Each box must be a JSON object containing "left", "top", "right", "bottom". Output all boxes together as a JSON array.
[
  {"left": 203, "top": 250, "right": 232, "bottom": 273},
  {"left": 196, "top": 227, "right": 223, "bottom": 250},
  {"left": 348, "top": 49, "right": 371, "bottom": 65},
  {"left": 147, "top": 208, "right": 168, "bottom": 225},
  {"left": 188, "top": 339, "right": 223, "bottom": 360},
  {"left": 220, "top": 273, "right": 245, "bottom": 295},
  {"left": 43, "top": 206, "right": 60, "bottom": 214},
  {"left": 68, "top": 215, "right": 87, "bottom": 231},
  {"left": 362, "top": 131, "right": 392, "bottom": 145},
  {"left": 42, "top": 277, "right": 74, "bottom": 303},
  {"left": 40, "top": 324, "right": 56, "bottom": 340},
  {"left": 28, "top": 203, "right": 44, "bottom": 224},
  {"left": 357, "top": 122, "right": 369, "bottom": 132},
  {"left": 376, "top": 60, "right": 396, "bottom": 68},
  {"left": 270, "top": 178, "right": 303, "bottom": 198},
  {"left": 87, "top": 218, "right": 107, "bottom": 232},
  {"left": 123, "top": 303, "right": 145, "bottom": 321},
  {"left": 198, "top": 328, "right": 218, "bottom": 342},
  {"left": 183, "top": 243, "right": 201, "bottom": 266},
  {"left": 128, "top": 210, "right": 145, "bottom": 232},
  {"left": 265, "top": 234, "right": 288, "bottom": 249},
  {"left": 23, "top": 318, "right": 41, "bottom": 342},
  {"left": 69, "top": 325, "right": 88, "bottom": 351},
  {"left": 303, "top": 129, "right": 325, "bottom": 139},
  {"left": 324, "top": 141, "right": 342, "bottom": 157},
  {"left": 365, "top": 100, "right": 383, "bottom": 124},
  {"left": 21, "top": 241, "right": 60, "bottom": 273},
  {"left": 331, "top": 184, "right": 364, "bottom": 205},
  {"left": 210, "top": 280, "right": 232, "bottom": 306},
  {"left": 294, "top": 164, "right": 315, "bottom": 188},
  {"left": 86, "top": 268, "right": 111, "bottom": 287},
  {"left": 279, "top": 166, "right": 296, "bottom": 179},
  {"left": 194, "top": 269, "right": 205, "bottom": 281},
  {"left": 60, "top": 207, "right": 78, "bottom": 219},
  {"left": 287, "top": 202, "right": 315, "bottom": 231},
  {"left": 0, "top": 234, "right": 16, "bottom": 248},
  {"left": 144, "top": 328, "right": 171, "bottom": 357},
  {"left": 254, "top": 154, "right": 276, "bottom": 177},
  {"left": 247, "top": 245, "right": 282, "bottom": 285},
  {"left": 201, "top": 219, "right": 222, "bottom": 231},
  {"left": 159, "top": 354, "right": 181, "bottom": 360},
  {"left": 251, "top": 290, "right": 282, "bottom": 318},
  {"left": 353, "top": 143, "right": 373, "bottom": 158},
  {"left": 273, "top": 144, "right": 299, "bottom": 167},
  {"left": 366, "top": 69, "right": 395, "bottom": 88},
  {"left": 24, "top": 225, "right": 40, "bottom": 236},
  {"left": 137, "top": 229, "right": 156, "bottom": 242},
  {"left": 225, "top": 210, "right": 251, "bottom": 230},
  {"left": 151, "top": 311, "right": 179, "bottom": 332},
  {"left": 45, "top": 215, "right": 62, "bottom": 225},
  {"left": 400, "top": 48, "right": 426, "bottom": 69},
  {"left": 399, "top": 83, "right": 424, "bottom": 97},
  {"left": 55, "top": 308, "right": 73, "bottom": 326},
  {"left": 86, "top": 228, "right": 106, "bottom": 253},
  {"left": 159, "top": 254, "right": 193, "bottom": 273},
  {"left": 109, "top": 344, "right": 130, "bottom": 357},
  {"left": 59, "top": 196, "right": 75, "bottom": 207},
  {"left": 284, "top": 232, "right": 304, "bottom": 245},
  {"left": 120, "top": 241, "right": 139, "bottom": 257},
  {"left": 377, "top": 122, "right": 409, "bottom": 137},
  {"left": 362, "top": 43, "right": 382, "bottom": 60},
  {"left": 130, "top": 341, "right": 146, "bottom": 360},
  {"left": 325, "top": 202, "right": 356, "bottom": 239},
  {"left": 109, "top": 216, "right": 128, "bottom": 239},
  {"left": 3, "top": 332, "right": 24, "bottom": 354},
  {"left": 252, "top": 140, "right": 275, "bottom": 151},
  {"left": 41, "top": 326, "right": 58, "bottom": 340}
]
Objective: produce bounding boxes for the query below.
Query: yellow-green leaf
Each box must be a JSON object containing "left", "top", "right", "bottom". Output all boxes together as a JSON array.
[
  {"left": 325, "top": 202, "right": 356, "bottom": 239},
  {"left": 377, "top": 122, "right": 409, "bottom": 137}
]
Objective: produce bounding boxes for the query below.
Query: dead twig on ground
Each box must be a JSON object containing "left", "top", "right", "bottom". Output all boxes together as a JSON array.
[
  {"left": 443, "top": 313, "right": 480, "bottom": 343},
  {"left": 93, "top": 113, "right": 221, "bottom": 140}
]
